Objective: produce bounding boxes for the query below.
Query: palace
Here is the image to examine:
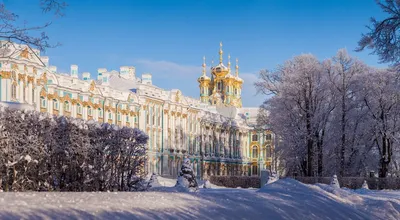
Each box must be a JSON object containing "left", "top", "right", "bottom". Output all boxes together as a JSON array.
[{"left": 0, "top": 41, "right": 274, "bottom": 178}]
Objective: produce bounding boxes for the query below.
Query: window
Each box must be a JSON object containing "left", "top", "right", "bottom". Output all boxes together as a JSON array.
[
  {"left": 53, "top": 99, "right": 58, "bottom": 110},
  {"left": 126, "top": 115, "right": 129, "bottom": 122},
  {"left": 146, "top": 113, "right": 149, "bottom": 124},
  {"left": 134, "top": 116, "right": 137, "bottom": 123},
  {"left": 23, "top": 88, "right": 26, "bottom": 102},
  {"left": 252, "top": 146, "right": 258, "bottom": 158},
  {"left": 32, "top": 89, "right": 35, "bottom": 103},
  {"left": 234, "top": 88, "right": 238, "bottom": 95},
  {"left": 117, "top": 112, "right": 121, "bottom": 121},
  {"left": 252, "top": 134, "right": 258, "bottom": 142},
  {"left": 252, "top": 165, "right": 258, "bottom": 176},
  {"left": 40, "top": 97, "right": 46, "bottom": 107},
  {"left": 108, "top": 111, "right": 112, "bottom": 119},
  {"left": 88, "top": 107, "right": 92, "bottom": 116},
  {"left": 77, "top": 104, "right": 82, "bottom": 114},
  {"left": 157, "top": 115, "right": 161, "bottom": 126},
  {"left": 266, "top": 145, "right": 272, "bottom": 158},
  {"left": 217, "top": 82, "right": 221, "bottom": 91},
  {"left": 11, "top": 83, "right": 17, "bottom": 99},
  {"left": 265, "top": 134, "right": 272, "bottom": 140},
  {"left": 64, "top": 101, "right": 70, "bottom": 112},
  {"left": 98, "top": 108, "right": 103, "bottom": 118},
  {"left": 152, "top": 114, "right": 155, "bottom": 125}
]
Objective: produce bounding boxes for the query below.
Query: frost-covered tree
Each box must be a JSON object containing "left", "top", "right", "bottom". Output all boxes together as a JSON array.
[
  {"left": 361, "top": 68, "right": 400, "bottom": 177},
  {"left": 256, "top": 54, "right": 334, "bottom": 177},
  {"left": 356, "top": 0, "right": 400, "bottom": 65},
  {"left": 175, "top": 158, "right": 198, "bottom": 191},
  {"left": 325, "top": 49, "right": 368, "bottom": 176},
  {"left": 256, "top": 49, "right": 400, "bottom": 178}
]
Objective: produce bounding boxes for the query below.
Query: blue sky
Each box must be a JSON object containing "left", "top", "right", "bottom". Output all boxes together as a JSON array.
[{"left": 4, "top": 0, "right": 387, "bottom": 107}]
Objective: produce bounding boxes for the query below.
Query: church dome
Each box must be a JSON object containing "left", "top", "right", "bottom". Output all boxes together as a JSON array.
[
  {"left": 198, "top": 74, "right": 211, "bottom": 82},
  {"left": 211, "top": 63, "right": 229, "bottom": 78}
]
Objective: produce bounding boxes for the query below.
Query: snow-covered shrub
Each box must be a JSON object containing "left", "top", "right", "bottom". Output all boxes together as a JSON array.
[
  {"left": 175, "top": 158, "right": 198, "bottom": 192},
  {"left": 266, "top": 171, "right": 279, "bottom": 185},
  {"left": 147, "top": 173, "right": 162, "bottom": 188},
  {"left": 330, "top": 175, "right": 340, "bottom": 188},
  {"left": 0, "top": 107, "right": 148, "bottom": 192},
  {"left": 203, "top": 180, "right": 211, "bottom": 189},
  {"left": 361, "top": 180, "right": 369, "bottom": 190}
]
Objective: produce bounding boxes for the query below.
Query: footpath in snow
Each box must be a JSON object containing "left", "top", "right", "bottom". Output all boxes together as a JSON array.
[{"left": 0, "top": 178, "right": 399, "bottom": 220}]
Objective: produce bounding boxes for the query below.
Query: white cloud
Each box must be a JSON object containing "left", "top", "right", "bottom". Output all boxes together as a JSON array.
[{"left": 134, "top": 59, "right": 202, "bottom": 79}]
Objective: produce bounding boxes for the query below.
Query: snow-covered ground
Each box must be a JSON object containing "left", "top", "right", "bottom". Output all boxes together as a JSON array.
[{"left": 0, "top": 178, "right": 399, "bottom": 220}]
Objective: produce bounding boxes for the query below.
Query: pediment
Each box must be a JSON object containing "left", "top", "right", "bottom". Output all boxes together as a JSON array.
[{"left": 10, "top": 46, "right": 46, "bottom": 67}]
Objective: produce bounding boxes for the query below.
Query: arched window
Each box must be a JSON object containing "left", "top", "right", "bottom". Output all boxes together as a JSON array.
[
  {"left": 23, "top": 88, "right": 26, "bottom": 102},
  {"left": 126, "top": 115, "right": 129, "bottom": 122},
  {"left": 252, "top": 134, "right": 258, "bottom": 141},
  {"left": 53, "top": 99, "right": 58, "bottom": 110},
  {"left": 252, "top": 146, "right": 258, "bottom": 158},
  {"left": 98, "top": 108, "right": 103, "bottom": 118},
  {"left": 88, "top": 106, "right": 92, "bottom": 116},
  {"left": 40, "top": 96, "right": 46, "bottom": 108},
  {"left": 77, "top": 104, "right": 82, "bottom": 114},
  {"left": 252, "top": 165, "right": 258, "bottom": 176},
  {"left": 64, "top": 101, "right": 70, "bottom": 112},
  {"left": 217, "top": 82, "right": 222, "bottom": 91},
  {"left": 266, "top": 145, "right": 272, "bottom": 158},
  {"left": 265, "top": 134, "right": 272, "bottom": 140},
  {"left": 108, "top": 111, "right": 112, "bottom": 119},
  {"left": 11, "top": 83, "right": 17, "bottom": 99}
]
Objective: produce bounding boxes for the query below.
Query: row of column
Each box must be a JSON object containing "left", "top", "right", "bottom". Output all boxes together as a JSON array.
[{"left": 199, "top": 123, "right": 247, "bottom": 159}]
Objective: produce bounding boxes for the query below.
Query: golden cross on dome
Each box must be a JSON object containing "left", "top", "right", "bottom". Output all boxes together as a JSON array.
[
  {"left": 202, "top": 56, "right": 206, "bottom": 76},
  {"left": 219, "top": 42, "right": 223, "bottom": 64},
  {"left": 228, "top": 54, "right": 231, "bottom": 69},
  {"left": 235, "top": 58, "right": 239, "bottom": 77}
]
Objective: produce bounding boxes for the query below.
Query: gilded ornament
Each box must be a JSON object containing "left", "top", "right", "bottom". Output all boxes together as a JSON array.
[
  {"left": 89, "top": 80, "right": 96, "bottom": 92},
  {"left": 11, "top": 64, "right": 18, "bottom": 71},
  {"left": 175, "top": 90, "right": 181, "bottom": 103},
  {"left": 20, "top": 48, "right": 30, "bottom": 59}
]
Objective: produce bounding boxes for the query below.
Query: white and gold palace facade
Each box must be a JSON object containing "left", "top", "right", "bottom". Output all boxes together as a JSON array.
[{"left": 0, "top": 41, "right": 274, "bottom": 178}]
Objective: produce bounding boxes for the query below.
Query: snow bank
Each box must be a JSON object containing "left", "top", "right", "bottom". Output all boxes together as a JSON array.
[{"left": 0, "top": 178, "right": 398, "bottom": 220}]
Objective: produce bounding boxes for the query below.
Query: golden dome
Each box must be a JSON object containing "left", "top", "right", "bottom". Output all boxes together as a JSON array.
[
  {"left": 198, "top": 74, "right": 211, "bottom": 82},
  {"left": 198, "top": 56, "right": 211, "bottom": 82},
  {"left": 211, "top": 63, "right": 229, "bottom": 78}
]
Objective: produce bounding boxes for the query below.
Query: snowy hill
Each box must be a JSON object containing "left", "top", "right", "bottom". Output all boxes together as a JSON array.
[{"left": 0, "top": 179, "right": 398, "bottom": 219}]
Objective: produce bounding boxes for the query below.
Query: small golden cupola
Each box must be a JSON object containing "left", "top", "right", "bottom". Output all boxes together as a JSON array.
[
  {"left": 231, "top": 58, "right": 243, "bottom": 108},
  {"left": 211, "top": 42, "right": 229, "bottom": 78},
  {"left": 198, "top": 56, "right": 211, "bottom": 104}
]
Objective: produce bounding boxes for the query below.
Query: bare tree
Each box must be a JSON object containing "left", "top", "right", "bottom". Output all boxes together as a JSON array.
[
  {"left": 0, "top": 0, "right": 67, "bottom": 58},
  {"left": 356, "top": 0, "right": 400, "bottom": 65}
]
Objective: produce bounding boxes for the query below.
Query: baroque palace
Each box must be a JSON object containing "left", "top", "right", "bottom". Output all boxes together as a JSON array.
[{"left": 0, "top": 41, "right": 274, "bottom": 178}]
